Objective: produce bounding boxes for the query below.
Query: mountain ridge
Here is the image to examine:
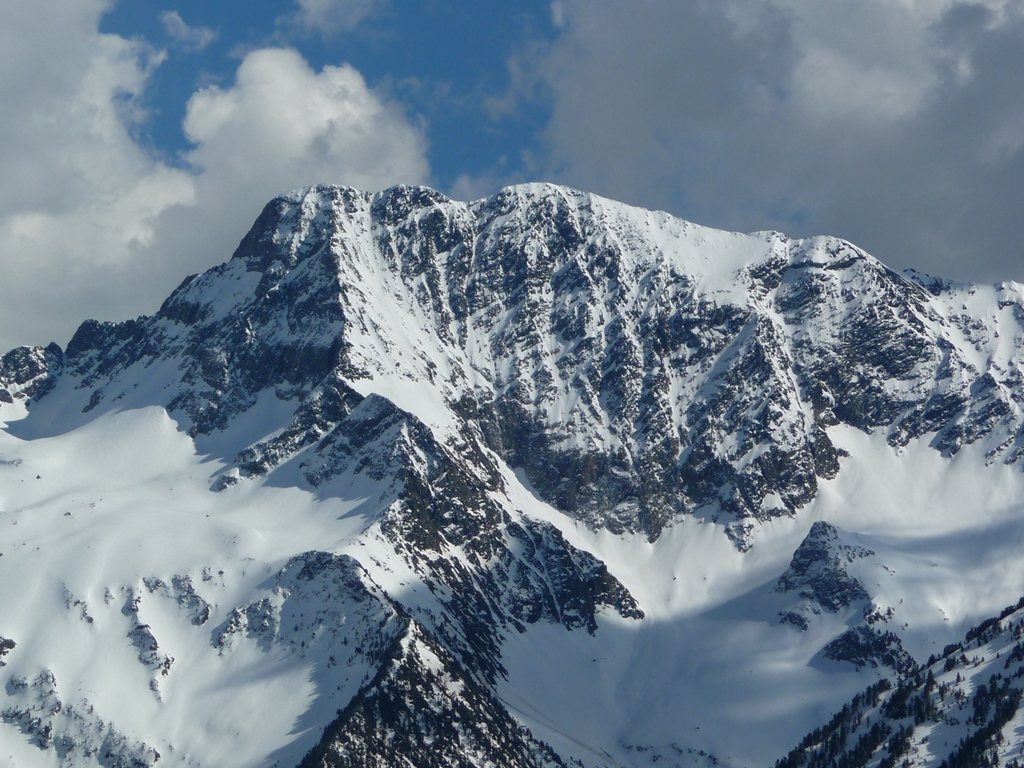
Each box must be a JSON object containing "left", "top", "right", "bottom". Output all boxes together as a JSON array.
[
  {"left": 2, "top": 182, "right": 1024, "bottom": 767},
  {"left": 7, "top": 183, "right": 1024, "bottom": 546}
]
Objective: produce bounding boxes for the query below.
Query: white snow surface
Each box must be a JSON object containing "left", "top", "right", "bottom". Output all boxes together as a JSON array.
[{"left": 5, "top": 405, "right": 1024, "bottom": 767}]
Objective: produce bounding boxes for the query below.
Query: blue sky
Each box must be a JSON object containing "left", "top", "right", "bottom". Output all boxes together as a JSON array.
[
  {"left": 99, "top": 1, "right": 556, "bottom": 191},
  {"left": 0, "top": 0, "right": 1023, "bottom": 350}
]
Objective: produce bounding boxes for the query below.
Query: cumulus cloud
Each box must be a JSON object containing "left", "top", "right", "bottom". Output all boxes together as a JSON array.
[
  {"left": 183, "top": 48, "right": 427, "bottom": 197},
  {"left": 550, "top": 1, "right": 567, "bottom": 29},
  {"left": 0, "top": 3, "right": 428, "bottom": 352},
  {"left": 0, "top": 0, "right": 194, "bottom": 349},
  {"left": 528, "top": 0, "right": 1024, "bottom": 283},
  {"left": 159, "top": 10, "right": 217, "bottom": 52}
]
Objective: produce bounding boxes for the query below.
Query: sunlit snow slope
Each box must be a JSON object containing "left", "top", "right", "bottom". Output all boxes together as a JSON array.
[{"left": 2, "top": 183, "right": 1024, "bottom": 768}]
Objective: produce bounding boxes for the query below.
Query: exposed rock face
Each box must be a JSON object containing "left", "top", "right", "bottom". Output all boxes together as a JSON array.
[
  {"left": 0, "top": 637, "right": 14, "bottom": 667},
  {"left": 122, "top": 588, "right": 174, "bottom": 682},
  {"left": 776, "top": 521, "right": 873, "bottom": 614},
  {"left": 821, "top": 626, "right": 917, "bottom": 676},
  {"left": 214, "top": 552, "right": 403, "bottom": 668},
  {"left": 774, "top": 522, "right": 914, "bottom": 673},
  {"left": 0, "top": 344, "right": 62, "bottom": 405},
  {"left": 346, "top": 387, "right": 643, "bottom": 683},
  {"left": 6, "top": 184, "right": 1024, "bottom": 550}
]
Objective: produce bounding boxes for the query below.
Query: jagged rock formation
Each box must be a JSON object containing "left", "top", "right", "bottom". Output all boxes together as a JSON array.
[
  {"left": 776, "top": 520, "right": 876, "bottom": 634},
  {"left": 822, "top": 626, "right": 918, "bottom": 676},
  {"left": 0, "top": 344, "right": 62, "bottom": 405},
  {"left": 774, "top": 522, "right": 914, "bottom": 673},
  {"left": 0, "top": 638, "right": 14, "bottom": 668},
  {"left": 6, "top": 184, "right": 1024, "bottom": 548},
  {"left": 776, "top": 521, "right": 874, "bottom": 613},
  {"left": 3, "top": 182, "right": 1024, "bottom": 767}
]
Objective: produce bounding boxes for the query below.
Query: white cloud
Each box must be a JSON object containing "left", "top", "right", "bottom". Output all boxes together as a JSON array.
[
  {"left": 183, "top": 48, "right": 427, "bottom": 196},
  {"left": 159, "top": 11, "right": 217, "bottom": 52},
  {"left": 791, "top": 45, "right": 929, "bottom": 122},
  {"left": 765, "top": 0, "right": 1011, "bottom": 123},
  {"left": 0, "top": 3, "right": 429, "bottom": 352},
  {"left": 551, "top": 1, "right": 566, "bottom": 29},
  {"left": 287, "top": 0, "right": 379, "bottom": 34},
  {"left": 0, "top": 0, "right": 194, "bottom": 348},
  {"left": 152, "top": 47, "right": 429, "bottom": 314}
]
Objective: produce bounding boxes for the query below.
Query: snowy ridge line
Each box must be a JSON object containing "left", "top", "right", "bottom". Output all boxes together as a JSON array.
[
  {"left": 494, "top": 690, "right": 633, "bottom": 768},
  {"left": 295, "top": 617, "right": 569, "bottom": 768}
]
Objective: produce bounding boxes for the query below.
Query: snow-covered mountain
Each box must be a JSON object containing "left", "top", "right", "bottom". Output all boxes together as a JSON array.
[
  {"left": 777, "top": 595, "right": 1024, "bottom": 768},
  {"left": 2, "top": 183, "right": 1024, "bottom": 767}
]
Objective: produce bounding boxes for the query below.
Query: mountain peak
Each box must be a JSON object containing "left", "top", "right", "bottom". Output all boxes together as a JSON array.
[
  {"left": 4, "top": 183, "right": 1024, "bottom": 768},
  {"left": 5, "top": 183, "right": 1024, "bottom": 545}
]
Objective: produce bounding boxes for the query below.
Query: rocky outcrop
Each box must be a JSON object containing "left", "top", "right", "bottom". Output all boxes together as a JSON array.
[
  {"left": 1, "top": 670, "right": 160, "bottom": 766},
  {"left": 298, "top": 622, "right": 565, "bottom": 768},
  {"left": 0, "top": 343, "right": 62, "bottom": 405},
  {"left": 0, "top": 636, "right": 14, "bottom": 667},
  {"left": 213, "top": 551, "right": 402, "bottom": 663},
  {"left": 121, "top": 588, "right": 173, "bottom": 682},
  {"left": 774, "top": 522, "right": 915, "bottom": 674},
  {"left": 776, "top": 521, "right": 873, "bottom": 615},
  {"left": 821, "top": 626, "right": 917, "bottom": 675}
]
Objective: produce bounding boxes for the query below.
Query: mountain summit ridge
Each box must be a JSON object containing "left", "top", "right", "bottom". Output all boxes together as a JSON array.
[{"left": 6, "top": 182, "right": 1024, "bottom": 546}]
